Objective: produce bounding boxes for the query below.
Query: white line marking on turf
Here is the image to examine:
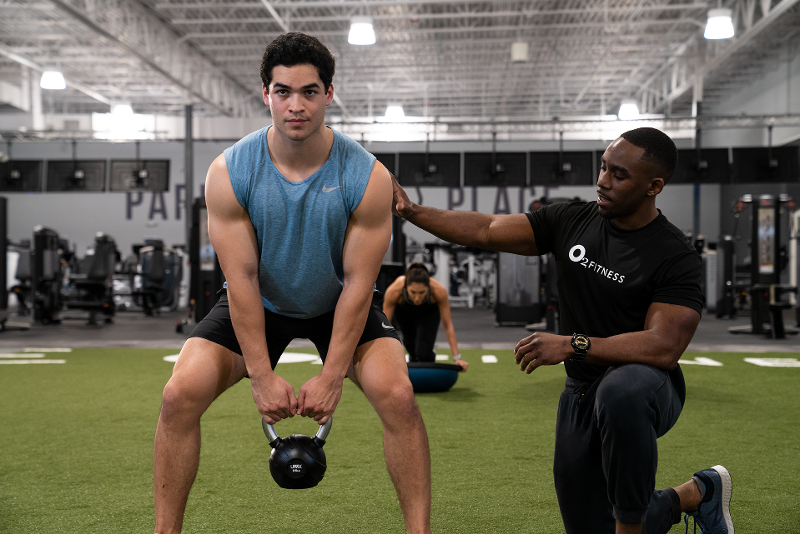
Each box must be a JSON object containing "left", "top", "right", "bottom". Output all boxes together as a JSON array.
[
  {"left": 163, "top": 352, "right": 324, "bottom": 364},
  {"left": 0, "top": 353, "right": 45, "bottom": 358},
  {"left": 21, "top": 348, "right": 72, "bottom": 352},
  {"left": 277, "top": 352, "right": 320, "bottom": 364},
  {"left": 743, "top": 357, "right": 800, "bottom": 367},
  {"left": 0, "top": 359, "right": 67, "bottom": 364},
  {"left": 679, "top": 357, "right": 723, "bottom": 366},
  {"left": 435, "top": 354, "right": 449, "bottom": 361},
  {"left": 482, "top": 355, "right": 498, "bottom": 363}
]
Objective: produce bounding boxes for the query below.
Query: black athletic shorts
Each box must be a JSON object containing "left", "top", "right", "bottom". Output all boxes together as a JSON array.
[{"left": 189, "top": 289, "right": 401, "bottom": 369}]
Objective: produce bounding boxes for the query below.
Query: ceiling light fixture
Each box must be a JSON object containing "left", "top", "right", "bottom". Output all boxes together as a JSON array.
[
  {"left": 617, "top": 99, "right": 640, "bottom": 120},
  {"left": 704, "top": 8, "right": 734, "bottom": 39},
  {"left": 385, "top": 103, "right": 405, "bottom": 120},
  {"left": 511, "top": 41, "right": 529, "bottom": 63},
  {"left": 40, "top": 70, "right": 66, "bottom": 90},
  {"left": 112, "top": 103, "right": 134, "bottom": 115},
  {"left": 348, "top": 16, "right": 376, "bottom": 45}
]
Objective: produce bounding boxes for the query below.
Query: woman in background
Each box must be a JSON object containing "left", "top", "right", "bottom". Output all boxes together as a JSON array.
[{"left": 383, "top": 263, "right": 468, "bottom": 371}]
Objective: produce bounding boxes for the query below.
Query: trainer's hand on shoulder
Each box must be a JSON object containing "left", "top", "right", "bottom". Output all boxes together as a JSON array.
[
  {"left": 250, "top": 371, "right": 297, "bottom": 424},
  {"left": 513, "top": 332, "right": 572, "bottom": 374},
  {"left": 297, "top": 374, "right": 344, "bottom": 424},
  {"left": 390, "top": 173, "right": 415, "bottom": 219}
]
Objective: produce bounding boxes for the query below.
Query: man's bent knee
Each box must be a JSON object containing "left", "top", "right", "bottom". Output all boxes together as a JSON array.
[
  {"left": 159, "top": 339, "right": 246, "bottom": 423},
  {"left": 596, "top": 365, "right": 666, "bottom": 413},
  {"left": 159, "top": 377, "right": 213, "bottom": 426},
  {"left": 377, "top": 382, "right": 424, "bottom": 429}
]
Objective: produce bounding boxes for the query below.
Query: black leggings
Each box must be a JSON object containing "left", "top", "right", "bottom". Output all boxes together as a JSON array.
[{"left": 393, "top": 303, "right": 440, "bottom": 362}]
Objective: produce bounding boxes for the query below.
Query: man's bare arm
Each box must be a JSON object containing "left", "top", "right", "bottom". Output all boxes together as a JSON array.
[
  {"left": 391, "top": 174, "right": 539, "bottom": 256},
  {"left": 514, "top": 302, "right": 701, "bottom": 373},
  {"left": 431, "top": 281, "right": 466, "bottom": 371},
  {"left": 205, "top": 154, "right": 297, "bottom": 423},
  {"left": 382, "top": 279, "right": 401, "bottom": 322},
  {"left": 296, "top": 161, "right": 394, "bottom": 423}
]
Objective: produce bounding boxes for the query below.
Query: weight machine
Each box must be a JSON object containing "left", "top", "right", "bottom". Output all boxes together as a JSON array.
[
  {"left": 428, "top": 243, "right": 496, "bottom": 309},
  {"left": 30, "top": 226, "right": 64, "bottom": 324},
  {"left": 189, "top": 198, "right": 224, "bottom": 324},
  {"left": 727, "top": 194, "right": 797, "bottom": 338}
]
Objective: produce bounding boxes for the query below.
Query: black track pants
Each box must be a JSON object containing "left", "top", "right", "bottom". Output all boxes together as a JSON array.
[{"left": 553, "top": 364, "right": 685, "bottom": 533}]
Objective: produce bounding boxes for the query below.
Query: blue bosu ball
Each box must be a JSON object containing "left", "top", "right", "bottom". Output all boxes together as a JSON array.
[{"left": 407, "top": 362, "right": 461, "bottom": 393}]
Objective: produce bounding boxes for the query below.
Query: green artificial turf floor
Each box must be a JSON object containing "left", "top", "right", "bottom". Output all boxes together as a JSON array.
[{"left": 0, "top": 348, "right": 798, "bottom": 533}]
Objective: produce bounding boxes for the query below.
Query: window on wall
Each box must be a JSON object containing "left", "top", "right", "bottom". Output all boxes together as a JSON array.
[{"left": 109, "top": 160, "right": 170, "bottom": 191}]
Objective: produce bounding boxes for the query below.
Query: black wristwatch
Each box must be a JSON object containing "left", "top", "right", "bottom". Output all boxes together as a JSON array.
[{"left": 571, "top": 333, "right": 591, "bottom": 362}]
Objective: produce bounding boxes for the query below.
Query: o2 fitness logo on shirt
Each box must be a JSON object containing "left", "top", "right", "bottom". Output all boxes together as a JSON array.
[{"left": 568, "top": 245, "right": 625, "bottom": 283}]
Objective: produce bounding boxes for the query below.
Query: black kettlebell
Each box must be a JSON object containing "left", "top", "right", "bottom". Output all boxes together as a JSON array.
[{"left": 262, "top": 416, "right": 332, "bottom": 489}]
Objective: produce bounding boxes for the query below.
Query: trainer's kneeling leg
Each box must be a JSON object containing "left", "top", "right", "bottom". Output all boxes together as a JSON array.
[{"left": 594, "top": 364, "right": 682, "bottom": 527}]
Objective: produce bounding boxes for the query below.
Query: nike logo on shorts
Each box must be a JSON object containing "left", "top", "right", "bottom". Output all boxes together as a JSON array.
[
  {"left": 381, "top": 322, "right": 394, "bottom": 330},
  {"left": 322, "top": 185, "right": 340, "bottom": 193}
]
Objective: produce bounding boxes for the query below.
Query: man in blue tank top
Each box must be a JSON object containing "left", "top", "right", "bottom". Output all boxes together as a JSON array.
[{"left": 153, "top": 32, "right": 431, "bottom": 534}]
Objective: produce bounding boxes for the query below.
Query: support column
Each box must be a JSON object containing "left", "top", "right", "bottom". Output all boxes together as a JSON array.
[
  {"left": 31, "top": 69, "right": 44, "bottom": 131},
  {"left": 184, "top": 104, "right": 193, "bottom": 249},
  {"left": 692, "top": 74, "right": 704, "bottom": 242}
]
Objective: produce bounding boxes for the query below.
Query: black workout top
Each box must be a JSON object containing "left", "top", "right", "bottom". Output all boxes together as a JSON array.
[{"left": 527, "top": 201, "right": 704, "bottom": 382}]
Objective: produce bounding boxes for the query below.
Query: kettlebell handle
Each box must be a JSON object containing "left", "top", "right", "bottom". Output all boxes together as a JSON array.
[{"left": 262, "top": 416, "right": 333, "bottom": 446}]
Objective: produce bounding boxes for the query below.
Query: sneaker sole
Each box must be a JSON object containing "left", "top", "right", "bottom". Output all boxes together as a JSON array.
[{"left": 711, "top": 465, "right": 734, "bottom": 534}]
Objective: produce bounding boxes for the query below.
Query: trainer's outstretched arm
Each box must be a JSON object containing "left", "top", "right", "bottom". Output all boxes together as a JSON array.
[{"left": 391, "top": 174, "right": 539, "bottom": 256}]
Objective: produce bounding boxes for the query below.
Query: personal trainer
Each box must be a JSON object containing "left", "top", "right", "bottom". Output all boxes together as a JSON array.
[
  {"left": 383, "top": 262, "right": 468, "bottom": 371},
  {"left": 153, "top": 32, "right": 431, "bottom": 534},
  {"left": 390, "top": 127, "right": 733, "bottom": 534}
]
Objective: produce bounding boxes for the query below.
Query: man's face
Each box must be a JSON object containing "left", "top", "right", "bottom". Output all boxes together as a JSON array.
[
  {"left": 596, "top": 138, "right": 660, "bottom": 222},
  {"left": 263, "top": 63, "right": 333, "bottom": 143}
]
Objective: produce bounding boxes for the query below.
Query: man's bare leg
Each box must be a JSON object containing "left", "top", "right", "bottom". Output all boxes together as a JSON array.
[
  {"left": 350, "top": 338, "right": 431, "bottom": 534},
  {"left": 153, "top": 338, "right": 247, "bottom": 534}
]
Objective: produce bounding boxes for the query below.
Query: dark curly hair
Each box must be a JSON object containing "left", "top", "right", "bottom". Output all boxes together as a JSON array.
[
  {"left": 620, "top": 127, "right": 678, "bottom": 183},
  {"left": 260, "top": 32, "right": 335, "bottom": 92}
]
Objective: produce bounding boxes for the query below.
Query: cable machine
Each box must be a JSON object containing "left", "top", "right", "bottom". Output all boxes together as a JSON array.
[{"left": 729, "top": 194, "right": 797, "bottom": 338}]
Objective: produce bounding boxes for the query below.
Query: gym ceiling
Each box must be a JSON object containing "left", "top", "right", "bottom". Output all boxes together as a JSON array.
[{"left": 0, "top": 0, "right": 799, "bottom": 125}]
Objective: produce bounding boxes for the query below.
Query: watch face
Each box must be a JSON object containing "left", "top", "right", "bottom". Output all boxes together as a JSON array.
[{"left": 574, "top": 335, "right": 589, "bottom": 351}]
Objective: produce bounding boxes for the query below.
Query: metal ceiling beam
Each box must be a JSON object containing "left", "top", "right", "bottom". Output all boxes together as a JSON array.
[
  {"left": 196, "top": 35, "right": 676, "bottom": 52},
  {"left": 179, "top": 17, "right": 701, "bottom": 41},
  {"left": 647, "top": 0, "right": 800, "bottom": 113},
  {"left": 44, "top": 0, "right": 261, "bottom": 116},
  {"left": 157, "top": 0, "right": 704, "bottom": 12},
  {"left": 0, "top": 42, "right": 112, "bottom": 105},
  {"left": 257, "top": 0, "right": 289, "bottom": 32},
  {"left": 169, "top": 4, "right": 709, "bottom": 25}
]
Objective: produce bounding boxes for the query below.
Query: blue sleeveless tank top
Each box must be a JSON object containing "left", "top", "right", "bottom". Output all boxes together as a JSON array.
[{"left": 223, "top": 126, "right": 376, "bottom": 318}]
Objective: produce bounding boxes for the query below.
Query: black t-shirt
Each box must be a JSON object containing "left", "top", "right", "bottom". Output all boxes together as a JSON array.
[{"left": 526, "top": 201, "right": 704, "bottom": 382}]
